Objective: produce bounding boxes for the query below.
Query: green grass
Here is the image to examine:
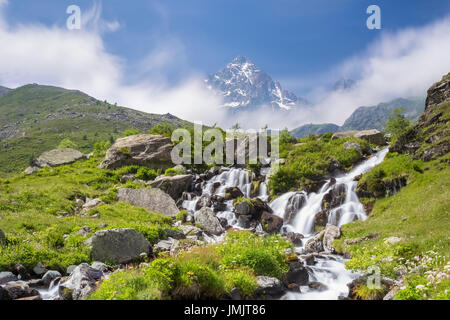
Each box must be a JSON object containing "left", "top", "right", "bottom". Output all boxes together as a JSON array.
[
  {"left": 89, "top": 231, "right": 291, "bottom": 300},
  {"left": 0, "top": 155, "right": 173, "bottom": 272},
  {"left": 334, "top": 156, "right": 450, "bottom": 299}
]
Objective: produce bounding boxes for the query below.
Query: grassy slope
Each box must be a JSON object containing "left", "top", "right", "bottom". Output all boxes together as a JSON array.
[{"left": 0, "top": 84, "right": 190, "bottom": 173}]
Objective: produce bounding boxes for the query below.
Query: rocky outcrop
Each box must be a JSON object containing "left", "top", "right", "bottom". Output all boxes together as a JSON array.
[
  {"left": 147, "top": 174, "right": 194, "bottom": 200},
  {"left": 323, "top": 224, "right": 341, "bottom": 253},
  {"left": 85, "top": 228, "right": 150, "bottom": 264},
  {"left": 117, "top": 188, "right": 179, "bottom": 217},
  {"left": 332, "top": 129, "right": 386, "bottom": 146},
  {"left": 305, "top": 230, "right": 325, "bottom": 253},
  {"left": 24, "top": 148, "right": 86, "bottom": 173},
  {"left": 59, "top": 263, "right": 103, "bottom": 300},
  {"left": 193, "top": 207, "right": 224, "bottom": 236},
  {"left": 100, "top": 134, "right": 173, "bottom": 170}
]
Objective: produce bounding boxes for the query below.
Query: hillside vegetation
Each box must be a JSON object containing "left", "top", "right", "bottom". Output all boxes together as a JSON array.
[{"left": 0, "top": 84, "right": 190, "bottom": 173}]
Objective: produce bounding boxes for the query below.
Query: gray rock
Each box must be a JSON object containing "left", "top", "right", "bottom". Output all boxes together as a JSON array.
[
  {"left": 117, "top": 188, "right": 179, "bottom": 217},
  {"left": 59, "top": 263, "right": 103, "bottom": 300},
  {"left": 82, "top": 198, "right": 103, "bottom": 210},
  {"left": 100, "top": 134, "right": 173, "bottom": 170},
  {"left": 0, "top": 286, "right": 11, "bottom": 300},
  {"left": 77, "top": 226, "right": 92, "bottom": 237},
  {"left": 85, "top": 228, "right": 150, "bottom": 264},
  {"left": 24, "top": 166, "right": 40, "bottom": 175},
  {"left": 42, "top": 270, "right": 62, "bottom": 286},
  {"left": 91, "top": 262, "right": 112, "bottom": 273},
  {"left": 286, "top": 261, "right": 309, "bottom": 286},
  {"left": 66, "top": 265, "right": 77, "bottom": 275},
  {"left": 148, "top": 174, "right": 194, "bottom": 200},
  {"left": 305, "top": 230, "right": 325, "bottom": 253},
  {"left": 33, "top": 262, "right": 47, "bottom": 276},
  {"left": 0, "top": 271, "right": 17, "bottom": 285},
  {"left": 178, "top": 224, "right": 203, "bottom": 237},
  {"left": 153, "top": 240, "right": 174, "bottom": 253},
  {"left": 323, "top": 224, "right": 341, "bottom": 253},
  {"left": 164, "top": 228, "right": 186, "bottom": 240},
  {"left": 344, "top": 142, "right": 362, "bottom": 153},
  {"left": 194, "top": 207, "right": 225, "bottom": 236},
  {"left": 3, "top": 282, "right": 40, "bottom": 300},
  {"left": 384, "top": 236, "right": 402, "bottom": 245},
  {"left": 32, "top": 148, "right": 85, "bottom": 168},
  {"left": 234, "top": 200, "right": 255, "bottom": 216},
  {"left": 260, "top": 211, "right": 283, "bottom": 234},
  {"left": 255, "top": 276, "right": 285, "bottom": 297}
]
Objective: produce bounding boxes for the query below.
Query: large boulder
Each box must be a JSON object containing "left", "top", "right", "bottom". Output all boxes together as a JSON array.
[
  {"left": 3, "top": 282, "right": 39, "bottom": 300},
  {"left": 59, "top": 263, "right": 103, "bottom": 300},
  {"left": 31, "top": 148, "right": 86, "bottom": 168},
  {"left": 286, "top": 261, "right": 309, "bottom": 286},
  {"left": 0, "top": 271, "right": 17, "bottom": 285},
  {"left": 85, "top": 228, "right": 150, "bottom": 264},
  {"left": 148, "top": 174, "right": 194, "bottom": 200},
  {"left": 42, "top": 270, "right": 62, "bottom": 286},
  {"left": 117, "top": 188, "right": 179, "bottom": 217},
  {"left": 332, "top": 130, "right": 385, "bottom": 146},
  {"left": 100, "top": 134, "right": 173, "bottom": 170},
  {"left": 260, "top": 211, "right": 283, "bottom": 234},
  {"left": 194, "top": 207, "right": 225, "bottom": 236},
  {"left": 305, "top": 230, "right": 325, "bottom": 253}
]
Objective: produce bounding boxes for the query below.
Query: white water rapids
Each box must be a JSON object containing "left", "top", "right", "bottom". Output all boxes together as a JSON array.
[{"left": 182, "top": 148, "right": 389, "bottom": 300}]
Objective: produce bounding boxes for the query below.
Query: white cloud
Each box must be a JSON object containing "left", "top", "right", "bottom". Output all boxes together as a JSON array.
[{"left": 0, "top": 1, "right": 225, "bottom": 125}]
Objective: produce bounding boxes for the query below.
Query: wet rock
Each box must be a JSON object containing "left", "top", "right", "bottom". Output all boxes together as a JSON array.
[
  {"left": 148, "top": 174, "right": 194, "bottom": 200},
  {"left": 195, "top": 194, "right": 212, "bottom": 211},
  {"left": 0, "top": 271, "right": 17, "bottom": 285},
  {"left": 285, "top": 232, "right": 304, "bottom": 246},
  {"left": 255, "top": 276, "right": 285, "bottom": 298},
  {"left": 117, "top": 188, "right": 179, "bottom": 217},
  {"left": 59, "top": 263, "right": 103, "bottom": 300},
  {"left": 234, "top": 199, "right": 255, "bottom": 216},
  {"left": 237, "top": 214, "right": 253, "bottom": 229},
  {"left": 27, "top": 279, "right": 45, "bottom": 288},
  {"left": 100, "top": 134, "right": 173, "bottom": 170},
  {"left": 323, "top": 224, "right": 341, "bottom": 253},
  {"left": 287, "top": 283, "right": 301, "bottom": 292},
  {"left": 260, "top": 211, "right": 283, "bottom": 234},
  {"left": 284, "top": 193, "right": 306, "bottom": 224},
  {"left": 15, "top": 264, "right": 31, "bottom": 280},
  {"left": 0, "top": 286, "right": 11, "bottom": 300},
  {"left": 300, "top": 255, "right": 316, "bottom": 266},
  {"left": 224, "top": 187, "right": 244, "bottom": 200},
  {"left": 305, "top": 230, "right": 325, "bottom": 253},
  {"left": 3, "top": 282, "right": 40, "bottom": 300},
  {"left": 85, "top": 228, "right": 151, "bottom": 264},
  {"left": 286, "top": 261, "right": 309, "bottom": 286},
  {"left": 308, "top": 282, "right": 328, "bottom": 291},
  {"left": 194, "top": 207, "right": 225, "bottom": 236},
  {"left": 42, "top": 270, "right": 62, "bottom": 286}
]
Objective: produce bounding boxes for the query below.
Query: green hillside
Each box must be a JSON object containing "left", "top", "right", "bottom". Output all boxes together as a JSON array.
[
  {"left": 0, "top": 84, "right": 190, "bottom": 173},
  {"left": 290, "top": 123, "right": 339, "bottom": 138}
]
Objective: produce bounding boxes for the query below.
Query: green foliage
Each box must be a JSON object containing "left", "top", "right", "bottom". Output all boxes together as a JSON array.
[
  {"left": 135, "top": 167, "right": 158, "bottom": 181},
  {"left": 57, "top": 138, "right": 77, "bottom": 149},
  {"left": 384, "top": 108, "right": 411, "bottom": 140},
  {"left": 269, "top": 135, "right": 371, "bottom": 194},
  {"left": 118, "top": 147, "right": 131, "bottom": 156},
  {"left": 149, "top": 121, "right": 175, "bottom": 138},
  {"left": 176, "top": 210, "right": 189, "bottom": 222},
  {"left": 164, "top": 168, "right": 184, "bottom": 176},
  {"left": 122, "top": 129, "right": 140, "bottom": 137}
]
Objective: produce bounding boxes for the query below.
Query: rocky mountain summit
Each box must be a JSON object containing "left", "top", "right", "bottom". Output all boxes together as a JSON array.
[{"left": 205, "top": 56, "right": 308, "bottom": 112}]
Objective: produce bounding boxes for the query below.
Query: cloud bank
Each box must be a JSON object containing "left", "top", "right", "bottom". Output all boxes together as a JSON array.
[{"left": 0, "top": 1, "right": 449, "bottom": 130}]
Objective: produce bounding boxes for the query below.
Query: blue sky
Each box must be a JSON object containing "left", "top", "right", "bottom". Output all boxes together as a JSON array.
[
  {"left": 4, "top": 0, "right": 450, "bottom": 95},
  {"left": 1, "top": 0, "right": 450, "bottom": 128}
]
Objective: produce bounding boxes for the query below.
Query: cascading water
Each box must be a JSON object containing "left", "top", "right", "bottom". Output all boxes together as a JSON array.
[{"left": 268, "top": 148, "right": 389, "bottom": 299}]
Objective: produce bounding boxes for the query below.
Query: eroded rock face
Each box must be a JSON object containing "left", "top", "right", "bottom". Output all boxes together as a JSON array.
[
  {"left": 25, "top": 148, "right": 85, "bottom": 173},
  {"left": 194, "top": 207, "right": 224, "bottom": 236},
  {"left": 85, "top": 228, "right": 150, "bottom": 264},
  {"left": 117, "top": 188, "right": 179, "bottom": 217},
  {"left": 323, "top": 224, "right": 341, "bottom": 253},
  {"left": 59, "top": 263, "right": 103, "bottom": 300},
  {"left": 100, "top": 134, "right": 173, "bottom": 170},
  {"left": 148, "top": 174, "right": 194, "bottom": 200}
]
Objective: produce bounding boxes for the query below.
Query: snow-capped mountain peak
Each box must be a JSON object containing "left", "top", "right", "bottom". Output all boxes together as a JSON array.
[{"left": 205, "top": 56, "right": 307, "bottom": 111}]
